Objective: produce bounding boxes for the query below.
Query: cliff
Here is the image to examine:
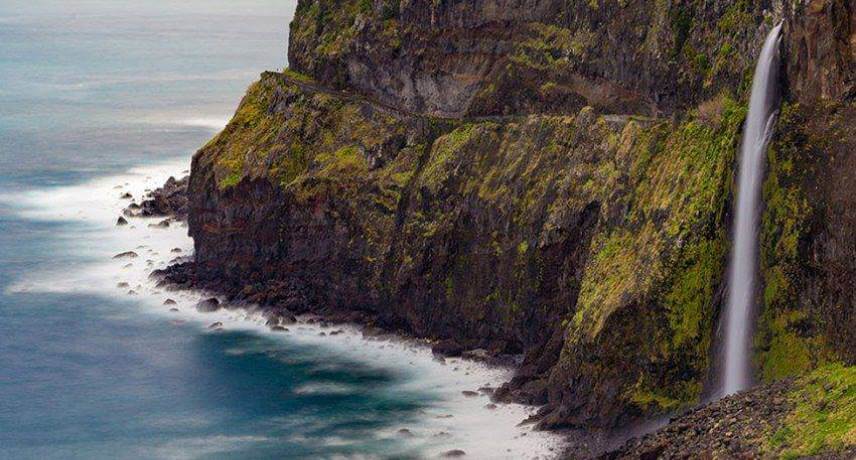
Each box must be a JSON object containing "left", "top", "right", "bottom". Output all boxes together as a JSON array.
[{"left": 178, "top": 0, "right": 855, "bottom": 450}]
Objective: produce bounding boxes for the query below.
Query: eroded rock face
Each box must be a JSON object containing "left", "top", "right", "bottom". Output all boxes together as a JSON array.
[
  {"left": 783, "top": 0, "right": 855, "bottom": 103},
  {"left": 288, "top": 0, "right": 853, "bottom": 118}
]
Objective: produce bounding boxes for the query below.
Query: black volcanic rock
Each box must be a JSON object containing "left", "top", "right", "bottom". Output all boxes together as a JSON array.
[
  {"left": 196, "top": 298, "right": 221, "bottom": 313},
  {"left": 124, "top": 175, "right": 188, "bottom": 220}
]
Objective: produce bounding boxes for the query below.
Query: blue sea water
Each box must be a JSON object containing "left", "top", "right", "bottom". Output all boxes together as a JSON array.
[{"left": 0, "top": 2, "right": 560, "bottom": 459}]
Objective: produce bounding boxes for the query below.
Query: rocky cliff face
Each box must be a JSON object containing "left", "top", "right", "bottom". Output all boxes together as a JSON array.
[
  {"left": 184, "top": 0, "right": 855, "bottom": 435},
  {"left": 289, "top": 0, "right": 854, "bottom": 117}
]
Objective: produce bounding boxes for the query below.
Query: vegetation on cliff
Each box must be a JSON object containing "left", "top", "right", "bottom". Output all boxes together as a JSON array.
[{"left": 186, "top": 0, "right": 856, "bottom": 447}]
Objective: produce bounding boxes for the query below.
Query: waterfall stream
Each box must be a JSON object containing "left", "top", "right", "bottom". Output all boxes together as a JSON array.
[{"left": 720, "top": 23, "right": 784, "bottom": 397}]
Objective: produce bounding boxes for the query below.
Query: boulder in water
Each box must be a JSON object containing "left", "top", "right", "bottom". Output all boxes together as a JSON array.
[
  {"left": 163, "top": 299, "right": 177, "bottom": 305},
  {"left": 432, "top": 339, "right": 464, "bottom": 357},
  {"left": 113, "top": 251, "right": 138, "bottom": 259},
  {"left": 116, "top": 216, "right": 129, "bottom": 226},
  {"left": 208, "top": 322, "right": 223, "bottom": 329},
  {"left": 442, "top": 450, "right": 466, "bottom": 458},
  {"left": 196, "top": 297, "right": 221, "bottom": 312},
  {"left": 148, "top": 219, "right": 170, "bottom": 229}
]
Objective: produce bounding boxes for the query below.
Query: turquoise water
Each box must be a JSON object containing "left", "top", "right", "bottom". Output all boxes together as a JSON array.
[{"left": 0, "top": 2, "right": 559, "bottom": 459}]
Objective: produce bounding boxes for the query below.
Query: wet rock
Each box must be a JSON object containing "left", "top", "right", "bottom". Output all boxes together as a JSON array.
[
  {"left": 462, "top": 348, "right": 489, "bottom": 361},
  {"left": 265, "top": 312, "right": 297, "bottom": 328},
  {"left": 208, "top": 322, "right": 223, "bottom": 329},
  {"left": 442, "top": 450, "right": 466, "bottom": 458},
  {"left": 484, "top": 403, "right": 497, "bottom": 410},
  {"left": 124, "top": 176, "right": 188, "bottom": 220},
  {"left": 148, "top": 219, "right": 170, "bottom": 229},
  {"left": 170, "top": 248, "right": 182, "bottom": 253},
  {"left": 169, "top": 308, "right": 179, "bottom": 312},
  {"left": 127, "top": 290, "right": 137, "bottom": 295},
  {"left": 117, "top": 282, "right": 129, "bottom": 288},
  {"left": 163, "top": 299, "right": 177, "bottom": 305},
  {"left": 113, "top": 251, "right": 138, "bottom": 259},
  {"left": 478, "top": 386, "right": 495, "bottom": 395},
  {"left": 432, "top": 339, "right": 464, "bottom": 357},
  {"left": 461, "top": 390, "right": 479, "bottom": 398},
  {"left": 116, "top": 216, "right": 129, "bottom": 226},
  {"left": 195, "top": 297, "right": 221, "bottom": 313},
  {"left": 120, "top": 192, "right": 133, "bottom": 199},
  {"left": 270, "top": 326, "right": 289, "bottom": 332},
  {"left": 397, "top": 428, "right": 414, "bottom": 437}
]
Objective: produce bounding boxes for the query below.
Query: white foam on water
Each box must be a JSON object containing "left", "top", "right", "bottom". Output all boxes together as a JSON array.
[
  {"left": 174, "top": 117, "right": 231, "bottom": 131},
  {"left": 1, "top": 160, "right": 566, "bottom": 459}
]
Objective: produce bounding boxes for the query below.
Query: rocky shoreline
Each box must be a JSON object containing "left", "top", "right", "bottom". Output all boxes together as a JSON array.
[
  {"left": 128, "top": 0, "right": 856, "bottom": 456},
  {"left": 137, "top": 175, "right": 855, "bottom": 460}
]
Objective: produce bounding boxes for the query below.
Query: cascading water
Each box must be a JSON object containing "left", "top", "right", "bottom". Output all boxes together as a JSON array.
[{"left": 720, "top": 23, "right": 784, "bottom": 397}]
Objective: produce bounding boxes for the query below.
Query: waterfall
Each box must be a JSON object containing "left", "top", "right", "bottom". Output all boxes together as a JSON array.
[{"left": 720, "top": 23, "right": 784, "bottom": 397}]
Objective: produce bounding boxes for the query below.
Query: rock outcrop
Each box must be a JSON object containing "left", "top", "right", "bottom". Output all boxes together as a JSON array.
[
  {"left": 176, "top": 0, "right": 855, "bottom": 446},
  {"left": 124, "top": 175, "right": 189, "bottom": 220}
]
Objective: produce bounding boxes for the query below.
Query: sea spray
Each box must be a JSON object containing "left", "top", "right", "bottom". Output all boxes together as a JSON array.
[{"left": 720, "top": 23, "right": 784, "bottom": 397}]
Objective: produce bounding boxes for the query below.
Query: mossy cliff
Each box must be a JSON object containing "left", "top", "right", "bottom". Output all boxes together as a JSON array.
[
  {"left": 184, "top": 0, "right": 856, "bottom": 436},
  {"left": 288, "top": 0, "right": 854, "bottom": 117}
]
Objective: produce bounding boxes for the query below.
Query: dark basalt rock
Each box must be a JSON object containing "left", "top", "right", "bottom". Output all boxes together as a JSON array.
[
  {"left": 124, "top": 176, "right": 188, "bottom": 220},
  {"left": 432, "top": 339, "right": 465, "bottom": 357},
  {"left": 116, "top": 216, "right": 129, "bottom": 226},
  {"left": 163, "top": 299, "right": 177, "bottom": 305},
  {"left": 148, "top": 219, "right": 170, "bottom": 229},
  {"left": 196, "top": 298, "right": 221, "bottom": 313},
  {"left": 113, "top": 251, "right": 138, "bottom": 259}
]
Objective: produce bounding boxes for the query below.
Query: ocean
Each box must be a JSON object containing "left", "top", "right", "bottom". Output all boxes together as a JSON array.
[{"left": 0, "top": 2, "right": 560, "bottom": 458}]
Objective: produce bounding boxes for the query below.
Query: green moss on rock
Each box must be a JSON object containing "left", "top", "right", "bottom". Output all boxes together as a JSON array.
[{"left": 767, "top": 364, "right": 856, "bottom": 458}]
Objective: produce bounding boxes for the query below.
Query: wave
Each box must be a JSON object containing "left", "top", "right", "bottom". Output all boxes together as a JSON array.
[{"left": 0, "top": 159, "right": 566, "bottom": 459}]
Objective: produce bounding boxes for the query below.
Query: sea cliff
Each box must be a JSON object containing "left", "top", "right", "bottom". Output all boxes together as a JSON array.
[{"left": 169, "top": 0, "right": 854, "bottom": 456}]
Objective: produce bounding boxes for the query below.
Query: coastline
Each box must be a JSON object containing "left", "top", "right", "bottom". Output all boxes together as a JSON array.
[{"left": 1, "top": 159, "right": 569, "bottom": 459}]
